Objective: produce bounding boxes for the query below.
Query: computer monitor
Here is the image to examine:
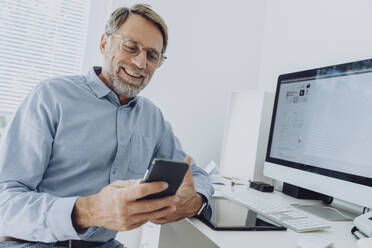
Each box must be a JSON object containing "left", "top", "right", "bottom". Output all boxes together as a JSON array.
[{"left": 264, "top": 58, "right": 372, "bottom": 209}]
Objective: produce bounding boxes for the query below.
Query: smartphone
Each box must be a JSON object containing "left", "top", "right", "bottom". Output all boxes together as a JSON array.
[{"left": 140, "top": 158, "right": 189, "bottom": 200}]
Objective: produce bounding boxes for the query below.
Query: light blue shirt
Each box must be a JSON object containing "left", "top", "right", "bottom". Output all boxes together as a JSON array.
[{"left": 0, "top": 67, "right": 213, "bottom": 242}]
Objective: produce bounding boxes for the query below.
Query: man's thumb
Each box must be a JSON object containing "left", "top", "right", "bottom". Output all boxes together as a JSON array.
[
  {"left": 183, "top": 156, "right": 194, "bottom": 185},
  {"left": 184, "top": 155, "right": 191, "bottom": 165}
]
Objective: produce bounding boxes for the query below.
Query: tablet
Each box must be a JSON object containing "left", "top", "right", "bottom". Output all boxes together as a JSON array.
[{"left": 197, "top": 196, "right": 287, "bottom": 231}]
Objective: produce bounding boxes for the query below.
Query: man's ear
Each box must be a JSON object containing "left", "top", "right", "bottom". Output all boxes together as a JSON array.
[{"left": 100, "top": 33, "right": 108, "bottom": 54}]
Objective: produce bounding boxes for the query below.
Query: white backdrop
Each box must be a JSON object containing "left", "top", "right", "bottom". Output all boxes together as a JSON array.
[
  {"left": 82, "top": 0, "right": 372, "bottom": 169},
  {"left": 81, "top": 0, "right": 267, "bottom": 168},
  {"left": 258, "top": 0, "right": 372, "bottom": 92}
]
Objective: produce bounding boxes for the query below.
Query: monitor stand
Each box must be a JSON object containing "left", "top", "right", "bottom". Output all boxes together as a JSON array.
[{"left": 282, "top": 182, "right": 360, "bottom": 221}]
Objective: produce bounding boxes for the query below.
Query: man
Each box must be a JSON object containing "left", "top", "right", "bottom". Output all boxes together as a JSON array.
[{"left": 0, "top": 4, "right": 213, "bottom": 248}]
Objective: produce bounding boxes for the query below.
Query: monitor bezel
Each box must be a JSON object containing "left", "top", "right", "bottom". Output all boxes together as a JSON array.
[{"left": 265, "top": 58, "right": 372, "bottom": 188}]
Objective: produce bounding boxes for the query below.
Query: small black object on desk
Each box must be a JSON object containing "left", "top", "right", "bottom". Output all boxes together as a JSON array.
[{"left": 249, "top": 181, "right": 274, "bottom": 192}]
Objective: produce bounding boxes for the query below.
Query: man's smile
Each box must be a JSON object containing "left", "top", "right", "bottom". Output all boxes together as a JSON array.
[{"left": 120, "top": 66, "right": 144, "bottom": 79}]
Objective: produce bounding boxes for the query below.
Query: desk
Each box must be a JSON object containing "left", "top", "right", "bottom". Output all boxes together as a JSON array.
[{"left": 158, "top": 189, "right": 358, "bottom": 248}]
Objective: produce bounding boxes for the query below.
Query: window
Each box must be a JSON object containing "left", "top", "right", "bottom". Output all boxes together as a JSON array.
[
  {"left": 0, "top": 0, "right": 90, "bottom": 136},
  {"left": 0, "top": 116, "right": 11, "bottom": 138}
]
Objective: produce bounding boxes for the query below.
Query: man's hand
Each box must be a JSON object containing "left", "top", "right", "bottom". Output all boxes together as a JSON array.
[
  {"left": 72, "top": 179, "right": 178, "bottom": 231},
  {"left": 151, "top": 156, "right": 203, "bottom": 224}
]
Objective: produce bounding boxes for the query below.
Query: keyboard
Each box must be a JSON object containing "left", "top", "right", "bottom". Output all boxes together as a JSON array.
[{"left": 222, "top": 190, "right": 331, "bottom": 232}]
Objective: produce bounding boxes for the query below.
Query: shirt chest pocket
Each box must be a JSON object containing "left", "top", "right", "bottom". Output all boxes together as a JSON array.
[{"left": 127, "top": 133, "right": 154, "bottom": 176}]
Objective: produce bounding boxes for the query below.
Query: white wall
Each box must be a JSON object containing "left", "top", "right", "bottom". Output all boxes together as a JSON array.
[
  {"left": 82, "top": 0, "right": 372, "bottom": 169},
  {"left": 258, "top": 0, "right": 372, "bottom": 92},
  {"left": 82, "top": 0, "right": 267, "bottom": 167}
]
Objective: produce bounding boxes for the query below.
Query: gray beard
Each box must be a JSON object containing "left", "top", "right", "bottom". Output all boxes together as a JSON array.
[{"left": 107, "top": 70, "right": 148, "bottom": 98}]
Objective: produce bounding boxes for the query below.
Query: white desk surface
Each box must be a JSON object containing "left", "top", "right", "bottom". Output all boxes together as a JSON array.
[{"left": 160, "top": 188, "right": 358, "bottom": 248}]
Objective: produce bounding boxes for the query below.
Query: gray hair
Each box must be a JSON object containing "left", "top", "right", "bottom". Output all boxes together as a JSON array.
[{"left": 105, "top": 4, "right": 168, "bottom": 54}]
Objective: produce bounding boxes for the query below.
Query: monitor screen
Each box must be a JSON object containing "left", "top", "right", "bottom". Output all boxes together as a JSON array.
[{"left": 266, "top": 59, "right": 372, "bottom": 189}]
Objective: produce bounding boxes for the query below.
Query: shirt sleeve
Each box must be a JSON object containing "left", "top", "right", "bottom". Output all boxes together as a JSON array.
[
  {"left": 0, "top": 83, "right": 95, "bottom": 242},
  {"left": 153, "top": 120, "right": 214, "bottom": 203}
]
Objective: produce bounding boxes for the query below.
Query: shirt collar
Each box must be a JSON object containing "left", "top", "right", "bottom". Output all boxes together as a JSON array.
[{"left": 86, "top": 66, "right": 138, "bottom": 107}]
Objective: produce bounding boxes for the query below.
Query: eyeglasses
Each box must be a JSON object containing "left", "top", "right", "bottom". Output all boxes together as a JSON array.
[{"left": 109, "top": 33, "right": 167, "bottom": 68}]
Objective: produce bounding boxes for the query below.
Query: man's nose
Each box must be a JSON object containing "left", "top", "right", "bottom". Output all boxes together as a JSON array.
[{"left": 131, "top": 50, "right": 147, "bottom": 69}]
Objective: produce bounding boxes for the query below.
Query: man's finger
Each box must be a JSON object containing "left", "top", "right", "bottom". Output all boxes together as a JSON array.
[
  {"left": 130, "top": 195, "right": 178, "bottom": 214},
  {"left": 130, "top": 206, "right": 176, "bottom": 226},
  {"left": 152, "top": 214, "right": 183, "bottom": 225},
  {"left": 184, "top": 156, "right": 191, "bottom": 165},
  {"left": 124, "top": 181, "right": 168, "bottom": 201},
  {"left": 123, "top": 220, "right": 148, "bottom": 231},
  {"left": 181, "top": 156, "right": 194, "bottom": 186},
  {"left": 111, "top": 180, "right": 139, "bottom": 188},
  {"left": 151, "top": 216, "right": 170, "bottom": 225}
]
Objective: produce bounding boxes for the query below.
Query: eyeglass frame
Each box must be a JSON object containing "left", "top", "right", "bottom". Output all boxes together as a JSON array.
[{"left": 108, "top": 33, "right": 167, "bottom": 68}]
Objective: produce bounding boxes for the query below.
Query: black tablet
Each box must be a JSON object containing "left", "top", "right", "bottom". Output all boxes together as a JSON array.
[{"left": 197, "top": 196, "right": 287, "bottom": 231}]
